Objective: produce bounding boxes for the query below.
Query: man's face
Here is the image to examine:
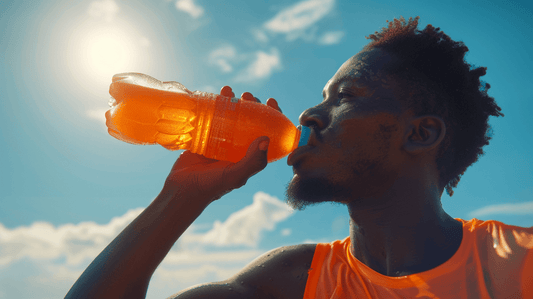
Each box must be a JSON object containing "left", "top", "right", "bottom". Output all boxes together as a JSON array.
[{"left": 285, "top": 48, "right": 410, "bottom": 210}]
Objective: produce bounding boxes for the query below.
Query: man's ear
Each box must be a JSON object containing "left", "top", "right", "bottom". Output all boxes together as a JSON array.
[{"left": 404, "top": 115, "right": 446, "bottom": 155}]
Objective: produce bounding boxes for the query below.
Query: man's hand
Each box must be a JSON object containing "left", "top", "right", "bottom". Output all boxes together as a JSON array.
[
  {"left": 65, "top": 87, "right": 285, "bottom": 299},
  {"left": 220, "top": 85, "right": 283, "bottom": 113},
  {"left": 162, "top": 86, "right": 283, "bottom": 202}
]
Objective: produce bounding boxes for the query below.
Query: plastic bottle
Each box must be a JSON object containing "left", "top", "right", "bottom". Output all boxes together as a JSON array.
[{"left": 105, "top": 73, "right": 310, "bottom": 163}]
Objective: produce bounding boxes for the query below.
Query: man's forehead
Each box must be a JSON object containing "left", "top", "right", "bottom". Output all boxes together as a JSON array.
[
  {"left": 322, "top": 49, "right": 396, "bottom": 97},
  {"left": 322, "top": 74, "right": 364, "bottom": 97},
  {"left": 322, "top": 79, "right": 335, "bottom": 97},
  {"left": 323, "top": 79, "right": 333, "bottom": 92}
]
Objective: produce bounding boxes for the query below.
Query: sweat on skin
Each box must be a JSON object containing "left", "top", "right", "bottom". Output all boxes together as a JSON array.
[{"left": 285, "top": 48, "right": 462, "bottom": 277}]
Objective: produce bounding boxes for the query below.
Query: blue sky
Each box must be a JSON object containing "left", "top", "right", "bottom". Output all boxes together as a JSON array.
[{"left": 1, "top": 0, "right": 532, "bottom": 298}]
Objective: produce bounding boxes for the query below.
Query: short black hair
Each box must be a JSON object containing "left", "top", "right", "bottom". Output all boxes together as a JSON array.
[{"left": 363, "top": 16, "right": 504, "bottom": 196}]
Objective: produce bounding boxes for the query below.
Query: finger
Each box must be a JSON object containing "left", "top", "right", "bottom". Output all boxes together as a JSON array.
[
  {"left": 225, "top": 136, "right": 269, "bottom": 189},
  {"left": 170, "top": 151, "right": 218, "bottom": 172},
  {"left": 220, "top": 86, "right": 235, "bottom": 98},
  {"left": 266, "top": 98, "right": 282, "bottom": 113},
  {"left": 241, "top": 92, "right": 256, "bottom": 102}
]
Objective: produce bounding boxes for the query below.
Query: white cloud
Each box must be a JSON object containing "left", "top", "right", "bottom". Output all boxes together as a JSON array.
[
  {"left": 87, "top": 0, "right": 120, "bottom": 22},
  {"left": 264, "top": 0, "right": 335, "bottom": 41},
  {"left": 252, "top": 28, "right": 269, "bottom": 43},
  {"left": 234, "top": 48, "right": 282, "bottom": 83},
  {"left": 209, "top": 46, "right": 282, "bottom": 81},
  {"left": 175, "top": 0, "right": 205, "bottom": 19},
  {"left": 468, "top": 201, "right": 533, "bottom": 218},
  {"left": 0, "top": 192, "right": 291, "bottom": 267},
  {"left": 318, "top": 30, "right": 344, "bottom": 45},
  {"left": 201, "top": 192, "right": 293, "bottom": 247},
  {"left": 0, "top": 192, "right": 292, "bottom": 298},
  {"left": 281, "top": 228, "right": 292, "bottom": 236},
  {"left": 209, "top": 45, "right": 237, "bottom": 73},
  {"left": 0, "top": 208, "right": 144, "bottom": 267}
]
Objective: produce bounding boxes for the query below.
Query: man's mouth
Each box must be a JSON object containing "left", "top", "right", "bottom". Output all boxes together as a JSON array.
[{"left": 287, "top": 144, "right": 313, "bottom": 166}]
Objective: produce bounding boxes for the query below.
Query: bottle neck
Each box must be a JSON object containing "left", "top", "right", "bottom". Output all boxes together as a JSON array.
[{"left": 298, "top": 125, "right": 311, "bottom": 147}]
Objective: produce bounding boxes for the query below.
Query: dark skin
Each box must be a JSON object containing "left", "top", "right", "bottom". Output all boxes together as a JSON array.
[
  {"left": 287, "top": 48, "right": 463, "bottom": 277},
  {"left": 65, "top": 48, "right": 462, "bottom": 299}
]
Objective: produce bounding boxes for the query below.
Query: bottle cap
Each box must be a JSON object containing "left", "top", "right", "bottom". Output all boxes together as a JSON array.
[{"left": 298, "top": 125, "right": 311, "bottom": 147}]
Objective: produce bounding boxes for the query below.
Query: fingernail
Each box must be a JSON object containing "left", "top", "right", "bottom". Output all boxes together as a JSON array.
[
  {"left": 259, "top": 140, "right": 269, "bottom": 151},
  {"left": 242, "top": 92, "right": 254, "bottom": 101}
]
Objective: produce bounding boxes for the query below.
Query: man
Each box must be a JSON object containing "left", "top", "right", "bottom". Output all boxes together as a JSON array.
[{"left": 66, "top": 17, "right": 532, "bottom": 298}]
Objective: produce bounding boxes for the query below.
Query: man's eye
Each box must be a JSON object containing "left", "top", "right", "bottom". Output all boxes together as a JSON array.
[{"left": 338, "top": 92, "right": 351, "bottom": 99}]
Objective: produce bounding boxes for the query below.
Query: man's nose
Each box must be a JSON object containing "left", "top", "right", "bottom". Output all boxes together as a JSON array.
[{"left": 299, "top": 105, "right": 326, "bottom": 130}]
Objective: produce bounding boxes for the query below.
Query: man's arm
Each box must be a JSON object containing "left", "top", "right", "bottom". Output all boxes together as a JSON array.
[
  {"left": 65, "top": 186, "right": 212, "bottom": 298},
  {"left": 65, "top": 135, "right": 271, "bottom": 299}
]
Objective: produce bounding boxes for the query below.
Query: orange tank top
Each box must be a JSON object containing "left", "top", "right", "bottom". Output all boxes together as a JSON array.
[{"left": 303, "top": 218, "right": 533, "bottom": 298}]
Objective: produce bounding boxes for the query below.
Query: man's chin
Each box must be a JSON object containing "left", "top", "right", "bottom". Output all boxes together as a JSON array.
[{"left": 285, "top": 175, "right": 349, "bottom": 211}]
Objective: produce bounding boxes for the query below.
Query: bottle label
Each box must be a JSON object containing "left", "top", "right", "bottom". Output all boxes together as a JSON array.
[{"left": 206, "top": 96, "right": 240, "bottom": 160}]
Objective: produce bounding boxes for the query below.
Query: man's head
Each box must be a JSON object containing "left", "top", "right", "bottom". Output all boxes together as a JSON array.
[{"left": 285, "top": 16, "right": 503, "bottom": 210}]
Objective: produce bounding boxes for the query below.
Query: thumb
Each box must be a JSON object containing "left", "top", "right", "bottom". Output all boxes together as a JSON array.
[{"left": 225, "top": 136, "right": 269, "bottom": 189}]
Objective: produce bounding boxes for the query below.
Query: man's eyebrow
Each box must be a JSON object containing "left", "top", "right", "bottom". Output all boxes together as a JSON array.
[{"left": 322, "top": 77, "right": 369, "bottom": 99}]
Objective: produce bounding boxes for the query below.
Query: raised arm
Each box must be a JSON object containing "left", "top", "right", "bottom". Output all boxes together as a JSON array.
[{"left": 65, "top": 87, "right": 281, "bottom": 299}]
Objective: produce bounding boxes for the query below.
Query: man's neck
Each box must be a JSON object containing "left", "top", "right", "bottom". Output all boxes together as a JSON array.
[{"left": 346, "top": 182, "right": 463, "bottom": 277}]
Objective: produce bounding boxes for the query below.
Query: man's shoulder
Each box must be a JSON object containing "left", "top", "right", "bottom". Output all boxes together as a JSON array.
[
  {"left": 463, "top": 218, "right": 533, "bottom": 258},
  {"left": 232, "top": 243, "right": 317, "bottom": 299},
  {"left": 260, "top": 243, "right": 318, "bottom": 268},
  {"left": 170, "top": 243, "right": 317, "bottom": 299},
  {"left": 462, "top": 218, "right": 532, "bottom": 231}
]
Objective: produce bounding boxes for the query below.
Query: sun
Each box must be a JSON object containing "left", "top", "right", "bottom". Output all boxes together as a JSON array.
[
  {"left": 87, "top": 30, "right": 130, "bottom": 75},
  {"left": 66, "top": 20, "right": 152, "bottom": 92},
  {"left": 80, "top": 26, "right": 136, "bottom": 79}
]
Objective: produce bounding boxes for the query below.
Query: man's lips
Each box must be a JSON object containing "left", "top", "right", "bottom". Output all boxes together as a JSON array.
[
  {"left": 288, "top": 125, "right": 319, "bottom": 166},
  {"left": 287, "top": 144, "right": 313, "bottom": 166}
]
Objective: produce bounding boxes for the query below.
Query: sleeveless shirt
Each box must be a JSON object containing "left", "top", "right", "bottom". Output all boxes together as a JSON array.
[{"left": 303, "top": 218, "right": 533, "bottom": 298}]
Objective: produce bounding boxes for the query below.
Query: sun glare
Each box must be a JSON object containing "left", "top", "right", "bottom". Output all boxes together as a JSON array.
[
  {"left": 66, "top": 21, "right": 152, "bottom": 93},
  {"left": 81, "top": 26, "right": 136, "bottom": 78},
  {"left": 88, "top": 33, "right": 129, "bottom": 74}
]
